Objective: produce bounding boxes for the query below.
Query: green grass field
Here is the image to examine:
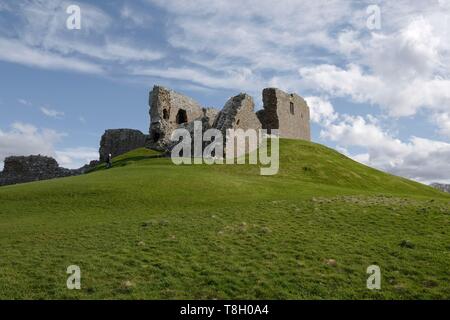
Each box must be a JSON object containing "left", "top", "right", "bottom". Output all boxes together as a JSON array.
[{"left": 0, "top": 139, "right": 449, "bottom": 299}]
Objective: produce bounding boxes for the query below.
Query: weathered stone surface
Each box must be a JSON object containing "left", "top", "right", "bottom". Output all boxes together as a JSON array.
[
  {"left": 214, "top": 93, "right": 262, "bottom": 135},
  {"left": 258, "top": 88, "right": 310, "bottom": 140},
  {"left": 213, "top": 93, "right": 262, "bottom": 158},
  {"left": 99, "top": 129, "right": 149, "bottom": 162},
  {"left": 202, "top": 107, "right": 220, "bottom": 127},
  {"left": 0, "top": 155, "right": 74, "bottom": 186},
  {"left": 165, "top": 108, "right": 220, "bottom": 156},
  {"left": 147, "top": 85, "right": 311, "bottom": 154},
  {"left": 148, "top": 85, "right": 205, "bottom": 149}
]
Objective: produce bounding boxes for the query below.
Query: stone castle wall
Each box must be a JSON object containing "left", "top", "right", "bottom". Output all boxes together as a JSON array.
[
  {"left": 258, "top": 88, "right": 310, "bottom": 140},
  {"left": 149, "top": 85, "right": 205, "bottom": 149},
  {"left": 0, "top": 155, "right": 86, "bottom": 186},
  {"left": 214, "top": 93, "right": 262, "bottom": 136},
  {"left": 99, "top": 129, "right": 149, "bottom": 162},
  {"left": 148, "top": 85, "right": 311, "bottom": 152}
]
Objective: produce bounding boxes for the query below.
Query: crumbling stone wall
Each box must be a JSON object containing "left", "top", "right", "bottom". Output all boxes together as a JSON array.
[
  {"left": 202, "top": 107, "right": 220, "bottom": 127},
  {"left": 99, "top": 129, "right": 149, "bottom": 162},
  {"left": 257, "top": 88, "right": 311, "bottom": 141},
  {"left": 0, "top": 155, "right": 76, "bottom": 186},
  {"left": 149, "top": 85, "right": 205, "bottom": 149},
  {"left": 147, "top": 85, "right": 311, "bottom": 154},
  {"left": 213, "top": 93, "right": 262, "bottom": 157},
  {"left": 214, "top": 93, "right": 262, "bottom": 135}
]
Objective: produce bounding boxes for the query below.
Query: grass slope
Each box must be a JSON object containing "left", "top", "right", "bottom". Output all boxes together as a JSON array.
[{"left": 0, "top": 139, "right": 448, "bottom": 299}]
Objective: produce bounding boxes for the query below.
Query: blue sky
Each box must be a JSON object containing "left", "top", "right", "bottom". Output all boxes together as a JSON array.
[{"left": 0, "top": 0, "right": 449, "bottom": 183}]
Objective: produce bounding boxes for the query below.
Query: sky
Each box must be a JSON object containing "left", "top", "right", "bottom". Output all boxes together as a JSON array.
[{"left": 0, "top": 0, "right": 449, "bottom": 184}]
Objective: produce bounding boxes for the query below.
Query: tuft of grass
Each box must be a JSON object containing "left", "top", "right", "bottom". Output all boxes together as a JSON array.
[{"left": 0, "top": 139, "right": 448, "bottom": 299}]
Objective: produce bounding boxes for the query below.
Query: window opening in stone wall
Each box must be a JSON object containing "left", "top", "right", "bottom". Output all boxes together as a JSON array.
[
  {"left": 163, "top": 109, "right": 169, "bottom": 120},
  {"left": 176, "top": 109, "right": 188, "bottom": 124}
]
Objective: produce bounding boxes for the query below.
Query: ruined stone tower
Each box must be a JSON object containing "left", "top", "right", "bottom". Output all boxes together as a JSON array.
[
  {"left": 148, "top": 85, "right": 218, "bottom": 149},
  {"left": 214, "top": 93, "right": 262, "bottom": 137},
  {"left": 257, "top": 88, "right": 311, "bottom": 141}
]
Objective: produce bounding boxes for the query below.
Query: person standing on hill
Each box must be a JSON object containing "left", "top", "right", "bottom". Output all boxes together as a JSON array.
[{"left": 106, "top": 153, "right": 112, "bottom": 168}]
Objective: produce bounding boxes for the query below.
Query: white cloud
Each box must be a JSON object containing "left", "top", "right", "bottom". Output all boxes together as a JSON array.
[
  {"left": 337, "top": 30, "right": 364, "bottom": 56},
  {"left": 299, "top": 63, "right": 450, "bottom": 117},
  {"left": 304, "top": 96, "right": 338, "bottom": 125},
  {"left": 17, "top": 98, "right": 32, "bottom": 106},
  {"left": 55, "top": 147, "right": 98, "bottom": 169},
  {"left": 148, "top": 0, "right": 351, "bottom": 77},
  {"left": 120, "top": 4, "right": 153, "bottom": 27},
  {"left": 18, "top": 0, "right": 112, "bottom": 43},
  {"left": 365, "top": 18, "right": 442, "bottom": 81},
  {"left": 0, "top": 0, "right": 163, "bottom": 75},
  {"left": 0, "top": 122, "right": 64, "bottom": 163},
  {"left": 321, "top": 114, "right": 409, "bottom": 157},
  {"left": 19, "top": 0, "right": 164, "bottom": 63},
  {"left": 102, "top": 42, "right": 163, "bottom": 62},
  {"left": 40, "top": 107, "right": 64, "bottom": 119},
  {"left": 299, "top": 64, "right": 382, "bottom": 103},
  {"left": 319, "top": 111, "right": 450, "bottom": 184},
  {"left": 0, "top": 122, "right": 97, "bottom": 170},
  {"left": 0, "top": 37, "right": 104, "bottom": 74},
  {"left": 131, "top": 66, "right": 264, "bottom": 92},
  {"left": 432, "top": 112, "right": 450, "bottom": 138},
  {"left": 299, "top": 9, "right": 450, "bottom": 127}
]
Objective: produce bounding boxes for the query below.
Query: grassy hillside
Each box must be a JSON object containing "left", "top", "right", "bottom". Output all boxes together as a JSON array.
[{"left": 0, "top": 139, "right": 448, "bottom": 299}]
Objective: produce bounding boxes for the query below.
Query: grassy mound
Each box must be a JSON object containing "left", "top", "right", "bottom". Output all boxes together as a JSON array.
[{"left": 0, "top": 139, "right": 448, "bottom": 299}]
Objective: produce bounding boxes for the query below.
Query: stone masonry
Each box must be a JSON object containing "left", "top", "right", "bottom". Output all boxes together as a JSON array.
[
  {"left": 213, "top": 93, "right": 262, "bottom": 157},
  {"left": 214, "top": 93, "right": 262, "bottom": 136},
  {"left": 257, "top": 88, "right": 310, "bottom": 140},
  {"left": 148, "top": 85, "right": 205, "bottom": 149},
  {"left": 0, "top": 155, "right": 81, "bottom": 186},
  {"left": 99, "top": 129, "right": 149, "bottom": 162},
  {"left": 147, "top": 85, "right": 310, "bottom": 152}
]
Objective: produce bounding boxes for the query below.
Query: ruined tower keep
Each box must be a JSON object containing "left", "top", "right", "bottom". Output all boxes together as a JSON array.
[
  {"left": 148, "top": 85, "right": 218, "bottom": 149},
  {"left": 257, "top": 88, "right": 311, "bottom": 141}
]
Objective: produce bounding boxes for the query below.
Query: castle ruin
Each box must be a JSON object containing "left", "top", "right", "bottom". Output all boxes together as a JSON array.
[
  {"left": 257, "top": 88, "right": 310, "bottom": 140},
  {"left": 147, "top": 85, "right": 310, "bottom": 151},
  {"left": 0, "top": 155, "right": 97, "bottom": 186},
  {"left": 99, "top": 129, "right": 149, "bottom": 162},
  {"left": 148, "top": 85, "right": 219, "bottom": 150},
  {"left": 0, "top": 85, "right": 311, "bottom": 187}
]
